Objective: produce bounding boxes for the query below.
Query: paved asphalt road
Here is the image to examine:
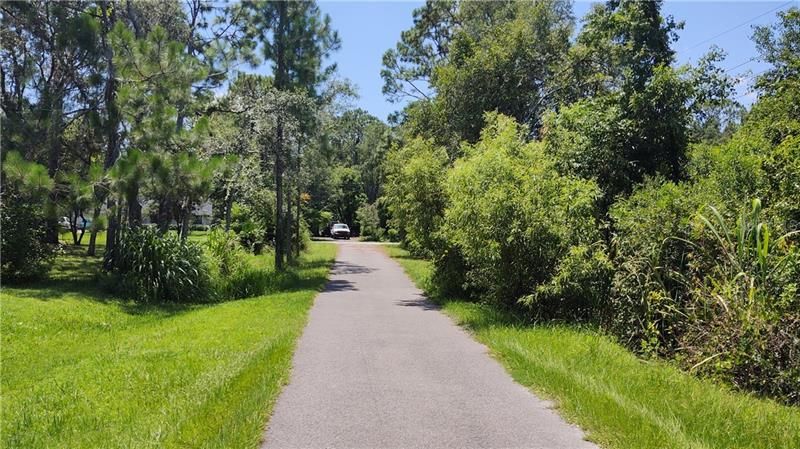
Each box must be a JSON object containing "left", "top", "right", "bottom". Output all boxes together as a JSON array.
[{"left": 262, "top": 240, "right": 598, "bottom": 449}]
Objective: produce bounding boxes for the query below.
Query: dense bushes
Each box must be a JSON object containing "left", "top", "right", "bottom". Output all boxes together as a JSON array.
[
  {"left": 445, "top": 114, "right": 609, "bottom": 317},
  {"left": 384, "top": 137, "right": 450, "bottom": 256},
  {"left": 0, "top": 152, "right": 56, "bottom": 282},
  {"left": 111, "top": 227, "right": 212, "bottom": 303},
  {"left": 379, "top": 4, "right": 800, "bottom": 405},
  {"left": 356, "top": 202, "right": 383, "bottom": 241},
  {"left": 612, "top": 192, "right": 799, "bottom": 402},
  {"left": 386, "top": 107, "right": 799, "bottom": 403},
  {"left": 609, "top": 179, "right": 719, "bottom": 351},
  {"left": 0, "top": 190, "right": 56, "bottom": 283}
]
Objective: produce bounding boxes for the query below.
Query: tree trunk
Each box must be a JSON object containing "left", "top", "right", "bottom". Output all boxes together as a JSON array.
[
  {"left": 272, "top": 0, "right": 288, "bottom": 271},
  {"left": 104, "top": 203, "right": 118, "bottom": 270},
  {"left": 224, "top": 190, "right": 233, "bottom": 232},
  {"left": 295, "top": 178, "right": 301, "bottom": 258},
  {"left": 44, "top": 78, "right": 64, "bottom": 244},
  {"left": 77, "top": 211, "right": 86, "bottom": 245},
  {"left": 285, "top": 180, "right": 293, "bottom": 265},
  {"left": 87, "top": 205, "right": 101, "bottom": 256},
  {"left": 70, "top": 210, "right": 79, "bottom": 245},
  {"left": 180, "top": 204, "right": 191, "bottom": 241},
  {"left": 101, "top": 2, "right": 121, "bottom": 268},
  {"left": 274, "top": 120, "right": 285, "bottom": 271},
  {"left": 156, "top": 199, "right": 171, "bottom": 234},
  {"left": 127, "top": 185, "right": 142, "bottom": 228}
]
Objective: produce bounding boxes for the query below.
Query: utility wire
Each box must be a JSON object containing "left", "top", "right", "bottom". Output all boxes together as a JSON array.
[
  {"left": 687, "top": 0, "right": 794, "bottom": 50},
  {"left": 724, "top": 57, "right": 758, "bottom": 73}
]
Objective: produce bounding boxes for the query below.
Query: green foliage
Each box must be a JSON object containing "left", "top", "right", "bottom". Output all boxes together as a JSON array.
[
  {"left": 682, "top": 201, "right": 800, "bottom": 403},
  {"left": 610, "top": 180, "right": 800, "bottom": 403},
  {"left": 544, "top": 65, "right": 694, "bottom": 202},
  {"left": 111, "top": 23, "right": 207, "bottom": 150},
  {"left": 610, "top": 179, "right": 723, "bottom": 352},
  {"left": 384, "top": 137, "right": 450, "bottom": 256},
  {"left": 231, "top": 202, "right": 269, "bottom": 253},
  {"left": 445, "top": 113, "right": 606, "bottom": 315},
  {"left": 305, "top": 209, "right": 333, "bottom": 236},
  {"left": 0, "top": 152, "right": 56, "bottom": 282},
  {"left": 356, "top": 202, "right": 383, "bottom": 241},
  {"left": 205, "top": 227, "right": 247, "bottom": 278},
  {"left": 431, "top": 0, "right": 573, "bottom": 141},
  {"left": 523, "top": 243, "right": 614, "bottom": 319},
  {"left": 240, "top": 1, "right": 340, "bottom": 92},
  {"left": 205, "top": 227, "right": 261, "bottom": 299},
  {"left": 329, "top": 166, "right": 366, "bottom": 230},
  {"left": 111, "top": 227, "right": 211, "bottom": 303}
]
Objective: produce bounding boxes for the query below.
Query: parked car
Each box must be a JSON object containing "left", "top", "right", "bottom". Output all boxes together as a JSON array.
[
  {"left": 59, "top": 216, "right": 92, "bottom": 230},
  {"left": 331, "top": 223, "right": 351, "bottom": 240}
]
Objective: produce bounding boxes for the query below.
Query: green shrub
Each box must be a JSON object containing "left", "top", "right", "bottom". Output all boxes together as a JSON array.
[
  {"left": 0, "top": 190, "right": 56, "bottom": 282},
  {"left": 609, "top": 179, "right": 718, "bottom": 352},
  {"left": 384, "top": 137, "right": 450, "bottom": 256},
  {"left": 297, "top": 220, "right": 311, "bottom": 252},
  {"left": 236, "top": 218, "right": 266, "bottom": 254},
  {"left": 0, "top": 152, "right": 56, "bottom": 282},
  {"left": 356, "top": 202, "right": 383, "bottom": 241},
  {"left": 230, "top": 200, "right": 271, "bottom": 253},
  {"left": 205, "top": 227, "right": 247, "bottom": 276},
  {"left": 205, "top": 227, "right": 262, "bottom": 299},
  {"left": 522, "top": 243, "right": 614, "bottom": 319},
  {"left": 445, "top": 113, "right": 607, "bottom": 316},
  {"left": 611, "top": 187, "right": 800, "bottom": 404},
  {"left": 112, "top": 227, "right": 211, "bottom": 303},
  {"left": 680, "top": 200, "right": 799, "bottom": 402},
  {"left": 429, "top": 245, "right": 470, "bottom": 299}
]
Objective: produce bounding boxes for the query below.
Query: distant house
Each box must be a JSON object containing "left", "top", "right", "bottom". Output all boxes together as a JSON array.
[
  {"left": 193, "top": 201, "right": 213, "bottom": 225},
  {"left": 139, "top": 200, "right": 213, "bottom": 226}
]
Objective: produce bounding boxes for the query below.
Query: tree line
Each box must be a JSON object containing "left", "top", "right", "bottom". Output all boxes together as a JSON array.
[
  {"left": 1, "top": 0, "right": 390, "bottom": 280},
  {"left": 380, "top": 0, "right": 799, "bottom": 405}
]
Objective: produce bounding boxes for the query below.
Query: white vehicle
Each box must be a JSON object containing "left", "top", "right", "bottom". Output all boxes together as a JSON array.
[{"left": 331, "top": 223, "right": 351, "bottom": 239}]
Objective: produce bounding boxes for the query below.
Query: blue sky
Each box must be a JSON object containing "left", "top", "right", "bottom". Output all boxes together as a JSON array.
[{"left": 315, "top": 0, "right": 798, "bottom": 122}]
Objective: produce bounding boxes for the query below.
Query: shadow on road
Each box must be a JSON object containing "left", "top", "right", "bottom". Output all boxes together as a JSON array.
[
  {"left": 331, "top": 261, "right": 375, "bottom": 276},
  {"left": 324, "top": 279, "right": 358, "bottom": 292},
  {"left": 395, "top": 297, "right": 441, "bottom": 311}
]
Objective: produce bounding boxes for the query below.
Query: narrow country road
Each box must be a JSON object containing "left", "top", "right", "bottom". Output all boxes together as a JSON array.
[{"left": 262, "top": 241, "right": 598, "bottom": 449}]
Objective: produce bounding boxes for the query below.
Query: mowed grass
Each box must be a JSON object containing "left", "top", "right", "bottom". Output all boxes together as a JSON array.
[
  {"left": 1, "top": 242, "right": 337, "bottom": 449},
  {"left": 383, "top": 245, "right": 800, "bottom": 449},
  {"left": 58, "top": 229, "right": 208, "bottom": 246}
]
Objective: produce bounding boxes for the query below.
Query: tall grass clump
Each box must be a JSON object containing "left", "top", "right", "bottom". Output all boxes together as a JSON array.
[
  {"left": 111, "top": 226, "right": 211, "bottom": 303},
  {"left": 611, "top": 189, "right": 800, "bottom": 404},
  {"left": 204, "top": 226, "right": 276, "bottom": 299},
  {"left": 683, "top": 200, "right": 799, "bottom": 403}
]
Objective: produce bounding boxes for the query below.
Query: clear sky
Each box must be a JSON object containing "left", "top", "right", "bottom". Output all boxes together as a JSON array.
[{"left": 316, "top": 0, "right": 798, "bottom": 122}]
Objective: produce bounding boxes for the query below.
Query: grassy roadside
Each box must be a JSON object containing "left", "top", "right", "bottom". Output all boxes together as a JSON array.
[
  {"left": 383, "top": 245, "right": 800, "bottom": 449},
  {"left": 1, "top": 242, "right": 336, "bottom": 449}
]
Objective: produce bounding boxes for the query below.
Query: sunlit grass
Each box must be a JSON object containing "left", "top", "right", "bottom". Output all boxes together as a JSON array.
[
  {"left": 384, "top": 245, "right": 800, "bottom": 449},
  {"left": 1, "top": 242, "right": 336, "bottom": 449}
]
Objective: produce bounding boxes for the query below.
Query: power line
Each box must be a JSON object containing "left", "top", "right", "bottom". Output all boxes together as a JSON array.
[
  {"left": 724, "top": 57, "right": 757, "bottom": 73},
  {"left": 687, "top": 0, "right": 794, "bottom": 50}
]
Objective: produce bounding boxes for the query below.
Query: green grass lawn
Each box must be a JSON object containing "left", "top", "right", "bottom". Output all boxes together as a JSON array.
[
  {"left": 383, "top": 245, "right": 800, "bottom": 449},
  {"left": 59, "top": 229, "right": 208, "bottom": 246},
  {"left": 1, "top": 242, "right": 336, "bottom": 449}
]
